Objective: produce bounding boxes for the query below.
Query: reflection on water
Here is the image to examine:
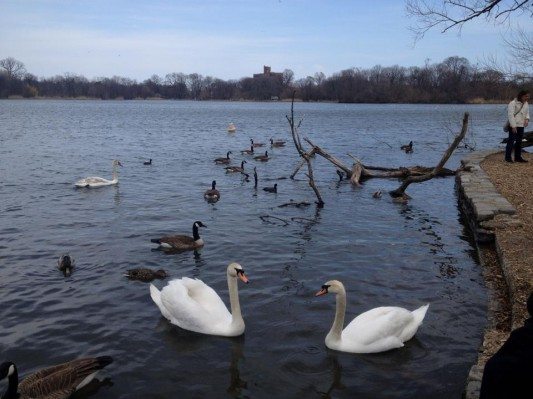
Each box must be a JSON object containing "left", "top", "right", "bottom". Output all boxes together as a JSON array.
[
  {"left": 316, "top": 355, "right": 345, "bottom": 398},
  {"left": 0, "top": 100, "right": 494, "bottom": 398},
  {"left": 227, "top": 337, "right": 247, "bottom": 396}
]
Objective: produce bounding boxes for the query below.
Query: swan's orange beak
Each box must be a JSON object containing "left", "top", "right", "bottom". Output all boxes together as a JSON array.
[
  {"left": 315, "top": 288, "right": 328, "bottom": 297},
  {"left": 238, "top": 273, "right": 249, "bottom": 284}
]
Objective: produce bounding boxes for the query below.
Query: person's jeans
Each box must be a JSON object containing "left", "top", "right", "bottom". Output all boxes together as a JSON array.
[{"left": 505, "top": 127, "right": 524, "bottom": 161}]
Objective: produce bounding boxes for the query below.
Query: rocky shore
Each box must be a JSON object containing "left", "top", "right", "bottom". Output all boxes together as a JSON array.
[{"left": 456, "top": 150, "right": 532, "bottom": 398}]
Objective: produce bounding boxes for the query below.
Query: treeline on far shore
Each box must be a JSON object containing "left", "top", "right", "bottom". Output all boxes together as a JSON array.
[{"left": 0, "top": 56, "right": 530, "bottom": 103}]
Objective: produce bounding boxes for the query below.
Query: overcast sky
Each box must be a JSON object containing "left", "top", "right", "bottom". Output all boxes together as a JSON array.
[{"left": 0, "top": 0, "right": 529, "bottom": 81}]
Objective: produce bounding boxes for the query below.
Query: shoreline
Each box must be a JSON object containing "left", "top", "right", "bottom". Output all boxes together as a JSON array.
[
  {"left": 1, "top": 96, "right": 507, "bottom": 104},
  {"left": 457, "top": 150, "right": 532, "bottom": 398}
]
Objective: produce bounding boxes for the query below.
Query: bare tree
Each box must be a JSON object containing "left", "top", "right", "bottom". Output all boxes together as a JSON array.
[
  {"left": 406, "top": 0, "right": 532, "bottom": 39},
  {"left": 504, "top": 27, "right": 533, "bottom": 70},
  {"left": 0, "top": 57, "right": 26, "bottom": 79},
  {"left": 406, "top": 1, "right": 532, "bottom": 78}
]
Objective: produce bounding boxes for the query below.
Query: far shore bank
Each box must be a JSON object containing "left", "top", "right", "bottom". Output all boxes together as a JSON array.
[{"left": 1, "top": 95, "right": 507, "bottom": 105}]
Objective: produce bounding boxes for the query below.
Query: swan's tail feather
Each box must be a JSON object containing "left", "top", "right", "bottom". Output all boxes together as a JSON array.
[
  {"left": 150, "top": 284, "right": 162, "bottom": 306},
  {"left": 398, "top": 304, "right": 429, "bottom": 343},
  {"left": 412, "top": 304, "right": 429, "bottom": 326},
  {"left": 150, "top": 284, "right": 172, "bottom": 321}
]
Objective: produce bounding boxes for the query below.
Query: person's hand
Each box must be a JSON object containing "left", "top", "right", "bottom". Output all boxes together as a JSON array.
[
  {"left": 512, "top": 127, "right": 517, "bottom": 134},
  {"left": 525, "top": 119, "right": 529, "bottom": 128}
]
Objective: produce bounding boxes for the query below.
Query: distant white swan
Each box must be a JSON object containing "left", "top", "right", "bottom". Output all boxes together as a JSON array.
[
  {"left": 75, "top": 160, "right": 122, "bottom": 188},
  {"left": 316, "top": 280, "right": 429, "bottom": 353},
  {"left": 150, "top": 263, "right": 249, "bottom": 337}
]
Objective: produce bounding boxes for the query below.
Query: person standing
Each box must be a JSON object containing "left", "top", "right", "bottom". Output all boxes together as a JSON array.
[{"left": 505, "top": 90, "right": 530, "bottom": 163}]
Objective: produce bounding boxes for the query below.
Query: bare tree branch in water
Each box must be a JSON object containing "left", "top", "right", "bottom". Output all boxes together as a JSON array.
[
  {"left": 286, "top": 92, "right": 325, "bottom": 207},
  {"left": 389, "top": 112, "right": 469, "bottom": 199}
]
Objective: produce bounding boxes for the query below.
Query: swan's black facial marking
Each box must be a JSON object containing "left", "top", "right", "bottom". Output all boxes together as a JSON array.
[
  {"left": 235, "top": 268, "right": 245, "bottom": 276},
  {"left": 321, "top": 284, "right": 330, "bottom": 293}
]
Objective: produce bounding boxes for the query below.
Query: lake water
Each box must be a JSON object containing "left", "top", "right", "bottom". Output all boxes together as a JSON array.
[{"left": 0, "top": 100, "right": 507, "bottom": 398}]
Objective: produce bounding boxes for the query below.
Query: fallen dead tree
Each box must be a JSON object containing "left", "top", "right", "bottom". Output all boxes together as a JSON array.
[
  {"left": 286, "top": 94, "right": 324, "bottom": 207},
  {"left": 389, "top": 112, "right": 469, "bottom": 199},
  {"left": 289, "top": 110, "right": 470, "bottom": 202}
]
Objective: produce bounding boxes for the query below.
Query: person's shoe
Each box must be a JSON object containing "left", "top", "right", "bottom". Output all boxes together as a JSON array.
[
  {"left": 516, "top": 158, "right": 528, "bottom": 163},
  {"left": 505, "top": 159, "right": 514, "bottom": 163}
]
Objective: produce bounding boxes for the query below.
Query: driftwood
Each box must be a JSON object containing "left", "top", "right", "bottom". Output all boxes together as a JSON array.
[
  {"left": 259, "top": 215, "right": 289, "bottom": 226},
  {"left": 278, "top": 200, "right": 311, "bottom": 208},
  {"left": 350, "top": 161, "right": 363, "bottom": 186},
  {"left": 389, "top": 112, "right": 469, "bottom": 198},
  {"left": 290, "top": 149, "right": 316, "bottom": 179},
  {"left": 286, "top": 94, "right": 324, "bottom": 207}
]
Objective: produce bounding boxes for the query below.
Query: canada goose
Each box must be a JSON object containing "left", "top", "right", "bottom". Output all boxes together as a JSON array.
[
  {"left": 263, "top": 183, "right": 277, "bottom": 193},
  {"left": 225, "top": 160, "right": 246, "bottom": 173},
  {"left": 270, "top": 138, "right": 286, "bottom": 147},
  {"left": 250, "top": 139, "right": 265, "bottom": 147},
  {"left": 204, "top": 180, "right": 220, "bottom": 201},
  {"left": 0, "top": 356, "right": 113, "bottom": 399},
  {"left": 151, "top": 221, "right": 207, "bottom": 251},
  {"left": 400, "top": 141, "right": 413, "bottom": 153},
  {"left": 74, "top": 159, "right": 122, "bottom": 188},
  {"left": 336, "top": 170, "right": 344, "bottom": 181},
  {"left": 373, "top": 190, "right": 383, "bottom": 198},
  {"left": 241, "top": 145, "right": 254, "bottom": 155},
  {"left": 253, "top": 167, "right": 258, "bottom": 188},
  {"left": 214, "top": 151, "right": 232, "bottom": 164},
  {"left": 57, "top": 254, "right": 75, "bottom": 277},
  {"left": 125, "top": 268, "right": 168, "bottom": 282},
  {"left": 254, "top": 151, "right": 269, "bottom": 162},
  {"left": 143, "top": 159, "right": 152, "bottom": 165}
]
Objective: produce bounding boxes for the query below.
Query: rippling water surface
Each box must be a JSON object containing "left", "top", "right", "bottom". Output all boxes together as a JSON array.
[{"left": 0, "top": 100, "right": 507, "bottom": 398}]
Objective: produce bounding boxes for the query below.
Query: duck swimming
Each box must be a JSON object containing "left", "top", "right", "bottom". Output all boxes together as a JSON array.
[{"left": 125, "top": 268, "right": 168, "bottom": 282}]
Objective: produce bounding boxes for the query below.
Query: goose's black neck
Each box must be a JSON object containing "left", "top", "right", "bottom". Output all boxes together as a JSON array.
[
  {"left": 192, "top": 224, "right": 200, "bottom": 240},
  {"left": 241, "top": 161, "right": 245, "bottom": 168}
]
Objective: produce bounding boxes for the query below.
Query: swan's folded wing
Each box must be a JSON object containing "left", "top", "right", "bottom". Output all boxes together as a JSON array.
[
  {"left": 160, "top": 278, "right": 231, "bottom": 332},
  {"left": 343, "top": 306, "right": 413, "bottom": 346},
  {"left": 80, "top": 177, "right": 108, "bottom": 184}
]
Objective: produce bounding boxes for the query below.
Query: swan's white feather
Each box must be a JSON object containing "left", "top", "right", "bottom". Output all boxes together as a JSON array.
[
  {"left": 152, "top": 278, "right": 232, "bottom": 335},
  {"left": 337, "top": 305, "right": 428, "bottom": 353},
  {"left": 75, "top": 176, "right": 116, "bottom": 187}
]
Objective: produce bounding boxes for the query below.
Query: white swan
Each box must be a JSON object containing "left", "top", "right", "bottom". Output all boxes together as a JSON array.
[
  {"left": 75, "top": 159, "right": 122, "bottom": 188},
  {"left": 316, "top": 280, "right": 429, "bottom": 353},
  {"left": 150, "top": 263, "right": 249, "bottom": 337}
]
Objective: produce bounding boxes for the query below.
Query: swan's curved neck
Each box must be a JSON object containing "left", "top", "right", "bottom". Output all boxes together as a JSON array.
[
  {"left": 227, "top": 274, "right": 243, "bottom": 327},
  {"left": 112, "top": 163, "right": 119, "bottom": 181},
  {"left": 327, "top": 290, "right": 346, "bottom": 343}
]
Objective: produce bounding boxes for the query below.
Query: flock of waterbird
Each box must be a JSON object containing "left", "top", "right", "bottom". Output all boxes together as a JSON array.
[{"left": 1, "top": 131, "right": 428, "bottom": 399}]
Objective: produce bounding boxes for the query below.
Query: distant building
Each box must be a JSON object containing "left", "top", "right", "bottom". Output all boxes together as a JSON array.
[{"left": 253, "top": 66, "right": 283, "bottom": 79}]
